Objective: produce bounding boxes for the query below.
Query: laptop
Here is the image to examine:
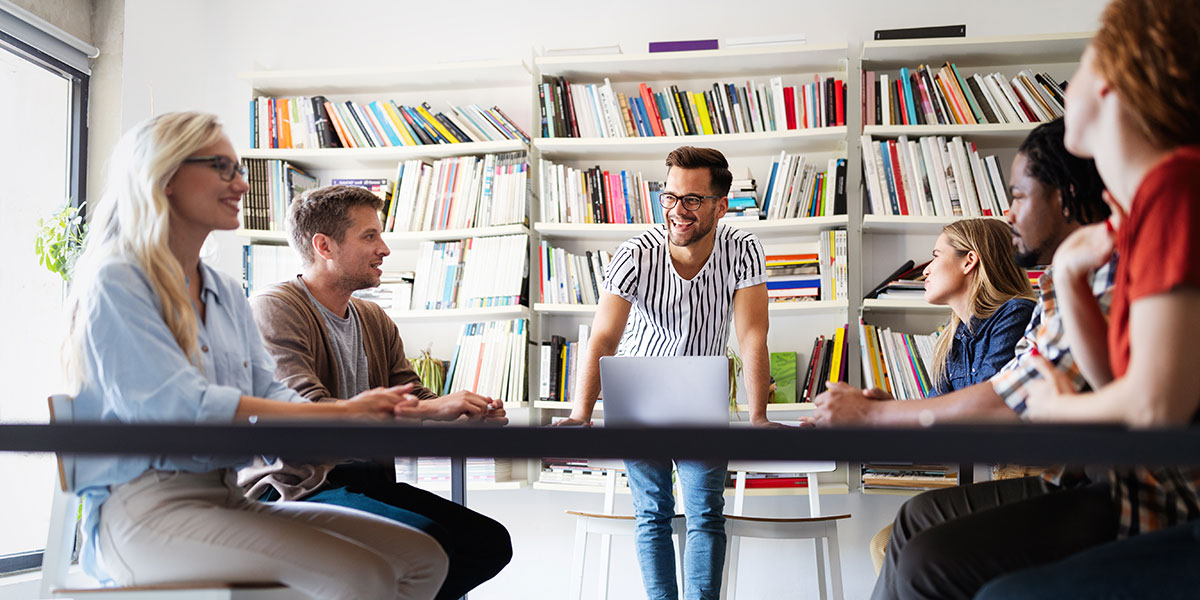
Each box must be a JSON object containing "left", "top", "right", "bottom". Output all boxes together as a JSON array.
[{"left": 598, "top": 356, "right": 730, "bottom": 427}]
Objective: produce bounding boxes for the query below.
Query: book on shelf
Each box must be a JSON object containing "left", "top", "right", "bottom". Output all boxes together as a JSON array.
[
  {"left": 387, "top": 151, "right": 528, "bottom": 232},
  {"left": 861, "top": 463, "right": 957, "bottom": 490},
  {"left": 540, "top": 458, "right": 626, "bottom": 486},
  {"left": 866, "top": 259, "right": 932, "bottom": 300},
  {"left": 873, "top": 24, "right": 965, "bottom": 40},
  {"left": 648, "top": 39, "right": 719, "bottom": 53},
  {"left": 539, "top": 324, "right": 590, "bottom": 404},
  {"left": 763, "top": 232, "right": 846, "bottom": 303},
  {"left": 760, "top": 152, "right": 846, "bottom": 219},
  {"left": 539, "top": 243, "right": 612, "bottom": 306},
  {"left": 860, "top": 133, "right": 1010, "bottom": 217},
  {"left": 242, "top": 243, "right": 304, "bottom": 297},
  {"left": 858, "top": 320, "right": 942, "bottom": 400},
  {"left": 537, "top": 158, "right": 665, "bottom": 225},
  {"left": 241, "top": 158, "right": 319, "bottom": 231},
  {"left": 351, "top": 272, "right": 414, "bottom": 312},
  {"left": 250, "top": 96, "right": 528, "bottom": 149},
  {"left": 442, "top": 318, "right": 528, "bottom": 404},
  {"left": 537, "top": 75, "right": 844, "bottom": 139},
  {"left": 863, "top": 64, "right": 1063, "bottom": 127},
  {"left": 731, "top": 471, "right": 811, "bottom": 488},
  {"left": 396, "top": 457, "right": 512, "bottom": 484},
  {"left": 410, "top": 234, "right": 528, "bottom": 311},
  {"left": 796, "top": 325, "right": 849, "bottom": 403},
  {"left": 770, "top": 351, "right": 798, "bottom": 403}
]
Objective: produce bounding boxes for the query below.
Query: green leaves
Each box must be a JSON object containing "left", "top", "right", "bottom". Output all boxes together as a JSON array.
[{"left": 34, "top": 201, "right": 87, "bottom": 283}]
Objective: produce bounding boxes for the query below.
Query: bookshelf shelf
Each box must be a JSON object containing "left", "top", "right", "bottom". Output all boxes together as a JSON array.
[
  {"left": 240, "top": 59, "right": 533, "bottom": 96},
  {"left": 533, "top": 401, "right": 580, "bottom": 410},
  {"left": 859, "top": 32, "right": 1093, "bottom": 69},
  {"left": 863, "top": 123, "right": 1038, "bottom": 146},
  {"left": 386, "top": 306, "right": 532, "bottom": 322},
  {"left": 533, "top": 222, "right": 653, "bottom": 242},
  {"left": 860, "top": 298, "right": 950, "bottom": 313},
  {"left": 534, "top": 301, "right": 848, "bottom": 316},
  {"left": 860, "top": 487, "right": 929, "bottom": 497},
  {"left": 861, "top": 214, "right": 1005, "bottom": 235},
  {"left": 235, "top": 224, "right": 530, "bottom": 245},
  {"left": 416, "top": 480, "right": 527, "bottom": 493},
  {"left": 535, "top": 44, "right": 848, "bottom": 82},
  {"left": 239, "top": 140, "right": 526, "bottom": 169},
  {"left": 532, "top": 481, "right": 850, "bottom": 497},
  {"left": 533, "top": 128, "right": 847, "bottom": 159}
]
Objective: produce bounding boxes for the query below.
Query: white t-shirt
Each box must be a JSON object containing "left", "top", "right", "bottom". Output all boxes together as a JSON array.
[{"left": 601, "top": 223, "right": 767, "bottom": 357}]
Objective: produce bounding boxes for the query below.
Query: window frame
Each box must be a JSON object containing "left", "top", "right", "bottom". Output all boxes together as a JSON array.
[{"left": 0, "top": 28, "right": 88, "bottom": 575}]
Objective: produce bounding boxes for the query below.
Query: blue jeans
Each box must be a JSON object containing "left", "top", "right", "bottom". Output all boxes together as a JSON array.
[{"left": 625, "top": 459, "right": 728, "bottom": 600}]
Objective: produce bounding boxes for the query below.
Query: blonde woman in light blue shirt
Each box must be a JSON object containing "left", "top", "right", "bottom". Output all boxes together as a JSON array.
[{"left": 63, "top": 112, "right": 448, "bottom": 600}]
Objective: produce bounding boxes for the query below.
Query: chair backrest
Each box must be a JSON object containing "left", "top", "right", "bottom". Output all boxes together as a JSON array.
[
  {"left": 726, "top": 460, "right": 838, "bottom": 517},
  {"left": 42, "top": 394, "right": 79, "bottom": 597}
]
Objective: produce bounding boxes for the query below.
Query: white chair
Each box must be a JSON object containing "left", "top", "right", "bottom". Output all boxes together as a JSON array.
[
  {"left": 720, "top": 460, "right": 849, "bottom": 600},
  {"left": 40, "top": 395, "right": 299, "bottom": 599},
  {"left": 566, "top": 458, "right": 687, "bottom": 600}
]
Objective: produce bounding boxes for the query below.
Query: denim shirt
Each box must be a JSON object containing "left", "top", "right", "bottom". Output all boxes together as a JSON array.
[
  {"left": 72, "top": 258, "right": 302, "bottom": 583},
  {"left": 936, "top": 297, "right": 1036, "bottom": 395}
]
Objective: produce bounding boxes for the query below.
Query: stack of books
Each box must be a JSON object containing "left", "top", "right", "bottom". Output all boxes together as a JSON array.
[
  {"left": 241, "top": 158, "right": 319, "bottom": 231},
  {"left": 539, "top": 324, "right": 590, "bottom": 404},
  {"left": 537, "top": 158, "right": 665, "bottom": 225},
  {"left": 250, "top": 97, "right": 529, "bottom": 149},
  {"left": 733, "top": 472, "right": 810, "bottom": 489},
  {"left": 538, "top": 243, "right": 612, "bottom": 306},
  {"left": 242, "top": 244, "right": 304, "bottom": 297},
  {"left": 865, "top": 260, "right": 931, "bottom": 300},
  {"left": 864, "top": 64, "right": 1064, "bottom": 127},
  {"left": 761, "top": 153, "right": 847, "bottom": 219},
  {"left": 410, "top": 234, "right": 527, "bottom": 311},
  {"left": 861, "top": 463, "right": 957, "bottom": 491},
  {"left": 723, "top": 169, "right": 760, "bottom": 221},
  {"left": 860, "top": 134, "right": 1009, "bottom": 217},
  {"left": 443, "top": 318, "right": 528, "bottom": 404},
  {"left": 386, "top": 152, "right": 528, "bottom": 232},
  {"left": 395, "top": 457, "right": 513, "bottom": 485},
  {"left": 858, "top": 321, "right": 942, "bottom": 400},
  {"left": 765, "top": 251, "right": 821, "bottom": 303},
  {"left": 352, "top": 272, "right": 414, "bottom": 312},
  {"left": 540, "top": 458, "right": 625, "bottom": 487},
  {"left": 537, "top": 75, "right": 845, "bottom": 139}
]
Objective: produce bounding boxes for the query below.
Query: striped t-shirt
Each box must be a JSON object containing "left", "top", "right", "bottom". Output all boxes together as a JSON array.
[{"left": 601, "top": 223, "right": 767, "bottom": 357}]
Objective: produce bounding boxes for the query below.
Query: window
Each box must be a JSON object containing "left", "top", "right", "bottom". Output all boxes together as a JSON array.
[{"left": 0, "top": 25, "right": 89, "bottom": 573}]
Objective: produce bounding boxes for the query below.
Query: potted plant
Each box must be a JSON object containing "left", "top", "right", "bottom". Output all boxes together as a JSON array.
[{"left": 34, "top": 201, "right": 87, "bottom": 283}]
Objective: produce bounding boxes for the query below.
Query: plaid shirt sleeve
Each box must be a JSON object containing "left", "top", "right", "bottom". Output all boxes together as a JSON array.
[{"left": 990, "top": 258, "right": 1117, "bottom": 416}]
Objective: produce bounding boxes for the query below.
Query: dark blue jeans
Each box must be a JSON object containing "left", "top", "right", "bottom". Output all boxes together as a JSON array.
[
  {"left": 976, "top": 520, "right": 1200, "bottom": 599},
  {"left": 300, "top": 461, "right": 512, "bottom": 600}
]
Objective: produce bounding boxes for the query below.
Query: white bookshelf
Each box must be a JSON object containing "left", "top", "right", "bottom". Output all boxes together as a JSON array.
[
  {"left": 860, "top": 298, "right": 949, "bottom": 313},
  {"left": 859, "top": 32, "right": 1092, "bottom": 70},
  {"left": 861, "top": 214, "right": 1007, "bottom": 235},
  {"left": 240, "top": 140, "right": 526, "bottom": 168},
  {"left": 240, "top": 59, "right": 532, "bottom": 95},
  {"left": 862, "top": 123, "right": 1038, "bottom": 146},
  {"left": 535, "top": 44, "right": 847, "bottom": 82},
  {"left": 386, "top": 305, "right": 532, "bottom": 323},
  {"left": 534, "top": 128, "right": 846, "bottom": 159}
]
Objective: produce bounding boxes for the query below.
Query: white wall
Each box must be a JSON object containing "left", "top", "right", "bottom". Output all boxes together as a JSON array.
[{"left": 108, "top": 2, "right": 1109, "bottom": 598}]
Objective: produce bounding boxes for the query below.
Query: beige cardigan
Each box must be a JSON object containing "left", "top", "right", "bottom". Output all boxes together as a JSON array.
[{"left": 237, "top": 278, "right": 436, "bottom": 500}]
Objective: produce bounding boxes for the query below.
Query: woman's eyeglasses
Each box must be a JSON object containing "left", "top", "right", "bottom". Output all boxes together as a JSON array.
[{"left": 182, "top": 155, "right": 248, "bottom": 182}]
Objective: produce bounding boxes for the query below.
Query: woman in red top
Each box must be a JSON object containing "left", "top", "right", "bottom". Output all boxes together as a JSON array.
[{"left": 977, "top": 0, "right": 1200, "bottom": 597}]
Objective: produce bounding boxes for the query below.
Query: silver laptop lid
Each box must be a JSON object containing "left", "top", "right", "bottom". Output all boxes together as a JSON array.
[{"left": 599, "top": 356, "right": 730, "bottom": 427}]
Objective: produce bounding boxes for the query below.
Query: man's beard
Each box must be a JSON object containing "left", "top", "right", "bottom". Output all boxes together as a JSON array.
[
  {"left": 668, "top": 212, "right": 717, "bottom": 247},
  {"left": 1014, "top": 247, "right": 1042, "bottom": 269}
]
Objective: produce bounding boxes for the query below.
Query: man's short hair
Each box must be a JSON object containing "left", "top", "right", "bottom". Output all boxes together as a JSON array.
[
  {"left": 287, "top": 185, "right": 383, "bottom": 265},
  {"left": 665, "top": 146, "right": 733, "bottom": 197}
]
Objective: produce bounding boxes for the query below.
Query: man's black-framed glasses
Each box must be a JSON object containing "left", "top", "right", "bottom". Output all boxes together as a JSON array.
[
  {"left": 182, "top": 155, "right": 248, "bottom": 182},
  {"left": 659, "top": 193, "right": 720, "bottom": 211}
]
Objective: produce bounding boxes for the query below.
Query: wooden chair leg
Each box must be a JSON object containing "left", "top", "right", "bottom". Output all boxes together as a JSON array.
[{"left": 569, "top": 519, "right": 588, "bottom": 600}]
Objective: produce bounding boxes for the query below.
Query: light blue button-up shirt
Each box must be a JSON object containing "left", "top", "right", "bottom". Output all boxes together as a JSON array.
[{"left": 72, "top": 258, "right": 301, "bottom": 583}]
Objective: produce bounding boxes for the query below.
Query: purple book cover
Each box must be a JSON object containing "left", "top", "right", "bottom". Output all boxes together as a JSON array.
[{"left": 648, "top": 39, "right": 719, "bottom": 53}]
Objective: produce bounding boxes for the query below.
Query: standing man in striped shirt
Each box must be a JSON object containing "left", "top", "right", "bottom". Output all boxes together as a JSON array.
[{"left": 553, "top": 146, "right": 772, "bottom": 600}]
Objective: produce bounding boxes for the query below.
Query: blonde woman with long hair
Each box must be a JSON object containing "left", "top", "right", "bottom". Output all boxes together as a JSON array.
[
  {"left": 64, "top": 111, "right": 447, "bottom": 599},
  {"left": 922, "top": 218, "right": 1036, "bottom": 394}
]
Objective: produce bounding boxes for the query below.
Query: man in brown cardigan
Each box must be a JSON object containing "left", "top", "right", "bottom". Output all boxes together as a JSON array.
[{"left": 239, "top": 185, "right": 512, "bottom": 600}]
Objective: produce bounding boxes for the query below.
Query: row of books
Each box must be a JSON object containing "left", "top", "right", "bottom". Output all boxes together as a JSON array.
[
  {"left": 443, "top": 319, "right": 528, "bottom": 405},
  {"left": 250, "top": 96, "right": 529, "bottom": 150},
  {"left": 241, "top": 158, "right": 319, "bottom": 231},
  {"left": 539, "top": 458, "right": 622, "bottom": 486},
  {"left": 864, "top": 64, "right": 1064, "bottom": 127},
  {"left": 539, "top": 324, "right": 590, "bottom": 404},
  {"left": 242, "top": 244, "right": 303, "bottom": 297},
  {"left": 858, "top": 321, "right": 942, "bottom": 400},
  {"left": 724, "top": 170, "right": 760, "bottom": 220},
  {"left": 792, "top": 326, "right": 850, "bottom": 403},
  {"left": 385, "top": 152, "right": 528, "bottom": 232},
  {"left": 861, "top": 134, "right": 1010, "bottom": 217},
  {"left": 537, "top": 159, "right": 665, "bottom": 225},
  {"left": 410, "top": 234, "right": 528, "bottom": 311},
  {"left": 861, "top": 463, "right": 958, "bottom": 490},
  {"left": 537, "top": 75, "right": 845, "bottom": 139},
  {"left": 395, "top": 457, "right": 513, "bottom": 484},
  {"left": 761, "top": 153, "right": 847, "bottom": 219},
  {"left": 538, "top": 243, "right": 612, "bottom": 306}
]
